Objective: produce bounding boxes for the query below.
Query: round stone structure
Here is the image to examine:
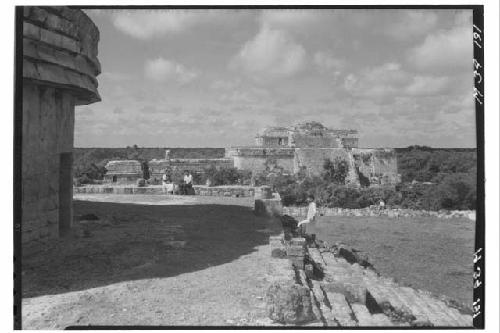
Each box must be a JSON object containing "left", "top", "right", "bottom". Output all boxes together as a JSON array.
[{"left": 21, "top": 7, "right": 101, "bottom": 245}]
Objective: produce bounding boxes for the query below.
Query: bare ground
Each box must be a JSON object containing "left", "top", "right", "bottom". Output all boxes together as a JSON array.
[{"left": 22, "top": 194, "right": 282, "bottom": 329}]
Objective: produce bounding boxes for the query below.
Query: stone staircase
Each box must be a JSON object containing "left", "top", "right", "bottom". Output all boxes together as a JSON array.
[{"left": 268, "top": 235, "right": 472, "bottom": 327}]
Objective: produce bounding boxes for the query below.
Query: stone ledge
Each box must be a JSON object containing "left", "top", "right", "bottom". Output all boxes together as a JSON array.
[
  {"left": 23, "top": 7, "right": 100, "bottom": 105},
  {"left": 283, "top": 206, "right": 476, "bottom": 221},
  {"left": 73, "top": 185, "right": 257, "bottom": 197}
]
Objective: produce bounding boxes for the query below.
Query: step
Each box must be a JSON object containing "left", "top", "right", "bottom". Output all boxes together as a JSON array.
[
  {"left": 350, "top": 303, "right": 375, "bottom": 326},
  {"left": 324, "top": 291, "right": 357, "bottom": 326},
  {"left": 396, "top": 287, "right": 453, "bottom": 326}
]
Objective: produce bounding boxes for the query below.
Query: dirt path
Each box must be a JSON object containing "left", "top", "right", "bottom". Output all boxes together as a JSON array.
[{"left": 22, "top": 195, "right": 281, "bottom": 329}]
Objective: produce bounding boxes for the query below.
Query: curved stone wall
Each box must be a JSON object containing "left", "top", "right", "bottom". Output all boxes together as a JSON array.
[
  {"left": 22, "top": 7, "right": 100, "bottom": 246},
  {"left": 23, "top": 6, "right": 100, "bottom": 104}
]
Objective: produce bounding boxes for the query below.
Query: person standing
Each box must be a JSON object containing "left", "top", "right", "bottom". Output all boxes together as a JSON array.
[{"left": 183, "top": 170, "right": 193, "bottom": 195}]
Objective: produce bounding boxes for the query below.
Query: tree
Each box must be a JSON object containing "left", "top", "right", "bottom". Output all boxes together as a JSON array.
[{"left": 322, "top": 158, "right": 349, "bottom": 185}]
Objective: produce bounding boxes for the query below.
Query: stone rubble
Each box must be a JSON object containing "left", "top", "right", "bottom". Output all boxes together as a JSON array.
[{"left": 265, "top": 223, "right": 473, "bottom": 327}]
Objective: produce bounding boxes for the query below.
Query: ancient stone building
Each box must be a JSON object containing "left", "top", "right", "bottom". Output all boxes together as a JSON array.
[
  {"left": 22, "top": 7, "right": 100, "bottom": 244},
  {"left": 103, "top": 160, "right": 143, "bottom": 184},
  {"left": 254, "top": 121, "right": 359, "bottom": 149},
  {"left": 228, "top": 121, "right": 400, "bottom": 187}
]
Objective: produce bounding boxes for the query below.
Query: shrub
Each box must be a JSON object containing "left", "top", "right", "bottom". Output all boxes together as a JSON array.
[
  {"left": 203, "top": 166, "right": 252, "bottom": 186},
  {"left": 77, "top": 174, "right": 93, "bottom": 185},
  {"left": 322, "top": 158, "right": 349, "bottom": 185}
]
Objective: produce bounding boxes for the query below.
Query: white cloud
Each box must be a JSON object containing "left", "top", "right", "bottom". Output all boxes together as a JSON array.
[
  {"left": 408, "top": 26, "right": 472, "bottom": 73},
  {"left": 344, "top": 62, "right": 453, "bottom": 100},
  {"left": 111, "top": 10, "right": 217, "bottom": 39},
  {"left": 231, "top": 26, "right": 306, "bottom": 80},
  {"left": 144, "top": 57, "right": 198, "bottom": 84}
]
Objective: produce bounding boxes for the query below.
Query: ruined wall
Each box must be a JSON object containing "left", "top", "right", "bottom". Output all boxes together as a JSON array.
[
  {"left": 293, "top": 148, "right": 350, "bottom": 175},
  {"left": 293, "top": 148, "right": 399, "bottom": 186},
  {"left": 149, "top": 158, "right": 234, "bottom": 181},
  {"left": 22, "top": 7, "right": 100, "bottom": 245},
  {"left": 289, "top": 132, "right": 341, "bottom": 148},
  {"left": 227, "top": 147, "right": 295, "bottom": 174},
  {"left": 352, "top": 149, "right": 400, "bottom": 186}
]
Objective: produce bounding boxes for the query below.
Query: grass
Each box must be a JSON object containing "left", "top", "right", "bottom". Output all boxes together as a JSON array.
[{"left": 307, "top": 215, "right": 475, "bottom": 308}]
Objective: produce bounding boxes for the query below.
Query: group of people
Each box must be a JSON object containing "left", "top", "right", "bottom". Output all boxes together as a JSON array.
[{"left": 161, "top": 170, "right": 194, "bottom": 195}]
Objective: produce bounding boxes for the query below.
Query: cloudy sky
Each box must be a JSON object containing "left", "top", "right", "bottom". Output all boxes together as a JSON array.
[{"left": 76, "top": 9, "right": 475, "bottom": 148}]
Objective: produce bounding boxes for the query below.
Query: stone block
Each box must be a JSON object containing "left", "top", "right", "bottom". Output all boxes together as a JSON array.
[
  {"left": 305, "top": 264, "right": 314, "bottom": 279},
  {"left": 290, "top": 237, "right": 306, "bottom": 247},
  {"left": 286, "top": 245, "right": 306, "bottom": 257},
  {"left": 325, "top": 291, "right": 357, "bottom": 327},
  {"left": 271, "top": 247, "right": 287, "bottom": 258},
  {"left": 289, "top": 256, "right": 305, "bottom": 269},
  {"left": 266, "top": 281, "right": 315, "bottom": 324}
]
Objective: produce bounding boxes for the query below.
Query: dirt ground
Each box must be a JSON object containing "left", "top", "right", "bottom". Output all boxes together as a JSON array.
[
  {"left": 307, "top": 215, "right": 475, "bottom": 309},
  {"left": 22, "top": 194, "right": 282, "bottom": 329}
]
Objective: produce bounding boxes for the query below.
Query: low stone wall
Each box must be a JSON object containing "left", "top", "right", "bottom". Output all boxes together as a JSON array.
[
  {"left": 283, "top": 206, "right": 476, "bottom": 221},
  {"left": 73, "top": 185, "right": 256, "bottom": 197},
  {"left": 195, "top": 185, "right": 255, "bottom": 197}
]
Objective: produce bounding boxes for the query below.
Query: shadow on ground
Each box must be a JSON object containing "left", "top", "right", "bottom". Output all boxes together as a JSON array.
[{"left": 22, "top": 200, "right": 281, "bottom": 298}]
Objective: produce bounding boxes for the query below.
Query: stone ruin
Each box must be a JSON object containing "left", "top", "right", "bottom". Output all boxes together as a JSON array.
[
  {"left": 21, "top": 6, "right": 100, "bottom": 245},
  {"left": 227, "top": 121, "right": 400, "bottom": 187},
  {"left": 102, "top": 121, "right": 400, "bottom": 187},
  {"left": 103, "top": 160, "right": 143, "bottom": 184}
]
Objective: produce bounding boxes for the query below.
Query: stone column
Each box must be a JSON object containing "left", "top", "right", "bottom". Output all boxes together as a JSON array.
[{"left": 22, "top": 7, "right": 100, "bottom": 244}]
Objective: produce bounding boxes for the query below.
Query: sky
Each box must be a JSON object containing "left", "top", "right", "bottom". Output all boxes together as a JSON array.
[{"left": 75, "top": 9, "right": 476, "bottom": 148}]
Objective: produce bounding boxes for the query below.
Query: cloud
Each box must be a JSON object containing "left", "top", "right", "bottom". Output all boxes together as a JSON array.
[
  {"left": 259, "top": 10, "right": 322, "bottom": 29},
  {"left": 407, "top": 25, "right": 472, "bottom": 73},
  {"left": 313, "top": 51, "right": 345, "bottom": 73},
  {"left": 344, "top": 62, "right": 453, "bottom": 100},
  {"left": 382, "top": 11, "right": 439, "bottom": 40},
  {"left": 139, "top": 105, "right": 182, "bottom": 114},
  {"left": 404, "top": 76, "right": 450, "bottom": 96},
  {"left": 111, "top": 10, "right": 216, "bottom": 39},
  {"left": 113, "top": 107, "right": 124, "bottom": 114},
  {"left": 144, "top": 57, "right": 198, "bottom": 84},
  {"left": 231, "top": 26, "right": 306, "bottom": 80}
]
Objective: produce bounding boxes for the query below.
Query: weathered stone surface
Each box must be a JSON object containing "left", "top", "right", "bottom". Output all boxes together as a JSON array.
[
  {"left": 283, "top": 206, "right": 476, "bottom": 221},
  {"left": 286, "top": 245, "right": 306, "bottom": 257},
  {"left": 22, "top": 7, "right": 100, "bottom": 247},
  {"left": 254, "top": 198, "right": 283, "bottom": 217},
  {"left": 266, "top": 281, "right": 315, "bottom": 324},
  {"left": 23, "top": 8, "right": 101, "bottom": 105}
]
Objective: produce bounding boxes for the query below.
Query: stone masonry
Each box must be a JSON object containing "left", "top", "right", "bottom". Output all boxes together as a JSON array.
[
  {"left": 265, "top": 218, "right": 472, "bottom": 327},
  {"left": 228, "top": 121, "right": 400, "bottom": 186},
  {"left": 22, "top": 6, "right": 100, "bottom": 245}
]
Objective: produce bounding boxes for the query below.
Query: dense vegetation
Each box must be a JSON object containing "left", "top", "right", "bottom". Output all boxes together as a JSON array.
[
  {"left": 273, "top": 146, "right": 477, "bottom": 210},
  {"left": 395, "top": 146, "right": 476, "bottom": 183}
]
